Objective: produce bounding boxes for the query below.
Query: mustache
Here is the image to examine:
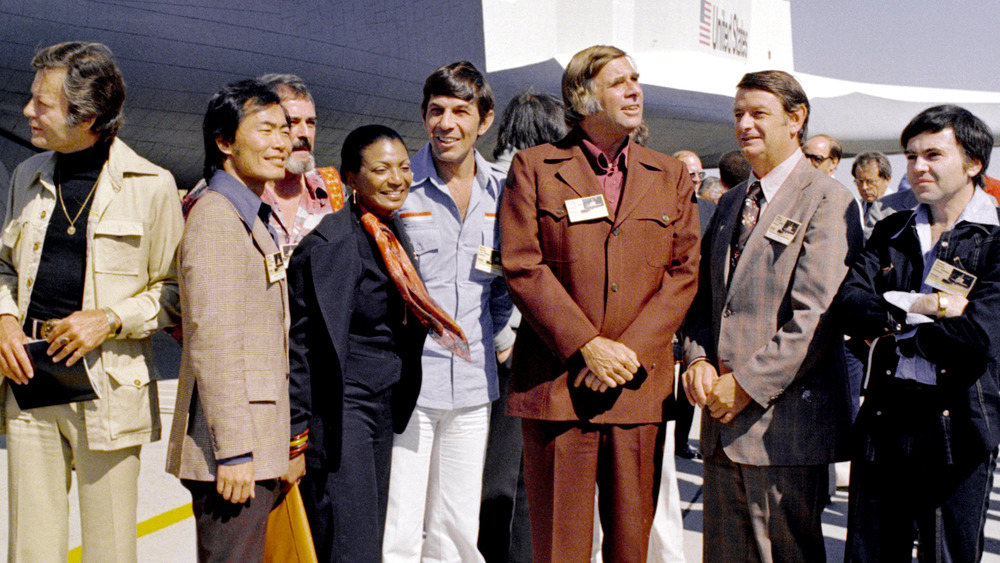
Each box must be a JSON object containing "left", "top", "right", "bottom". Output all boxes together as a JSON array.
[{"left": 292, "top": 137, "right": 312, "bottom": 152}]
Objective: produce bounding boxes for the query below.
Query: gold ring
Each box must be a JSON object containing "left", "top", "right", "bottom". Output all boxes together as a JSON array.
[{"left": 59, "top": 337, "right": 70, "bottom": 346}]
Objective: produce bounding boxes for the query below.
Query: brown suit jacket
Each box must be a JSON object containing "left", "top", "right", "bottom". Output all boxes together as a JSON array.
[
  {"left": 500, "top": 134, "right": 700, "bottom": 424},
  {"left": 684, "top": 157, "right": 863, "bottom": 466},
  {"left": 166, "top": 190, "right": 290, "bottom": 481}
]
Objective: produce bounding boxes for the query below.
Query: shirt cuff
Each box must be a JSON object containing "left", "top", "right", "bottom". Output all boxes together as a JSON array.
[
  {"left": 218, "top": 453, "right": 253, "bottom": 465},
  {"left": 884, "top": 291, "right": 934, "bottom": 325}
]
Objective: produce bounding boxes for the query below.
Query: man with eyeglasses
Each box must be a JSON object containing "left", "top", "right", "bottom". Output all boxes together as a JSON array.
[
  {"left": 803, "top": 134, "right": 842, "bottom": 176},
  {"left": 674, "top": 150, "right": 705, "bottom": 192}
]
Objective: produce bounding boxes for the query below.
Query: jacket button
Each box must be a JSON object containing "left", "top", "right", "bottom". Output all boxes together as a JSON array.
[
  {"left": 885, "top": 370, "right": 891, "bottom": 375},
  {"left": 33, "top": 243, "right": 39, "bottom": 251},
  {"left": 651, "top": 362, "right": 657, "bottom": 369},
  {"left": 40, "top": 211, "right": 46, "bottom": 219},
  {"left": 662, "top": 215, "right": 670, "bottom": 222},
  {"left": 134, "top": 379, "right": 141, "bottom": 386},
  {"left": 943, "top": 409, "right": 950, "bottom": 416},
  {"left": 557, "top": 208, "right": 565, "bottom": 215},
  {"left": 26, "top": 278, "right": 32, "bottom": 288},
  {"left": 612, "top": 228, "right": 621, "bottom": 236},
  {"left": 941, "top": 241, "right": 949, "bottom": 248},
  {"left": 611, "top": 283, "right": 619, "bottom": 292},
  {"left": 876, "top": 410, "right": 882, "bottom": 416}
]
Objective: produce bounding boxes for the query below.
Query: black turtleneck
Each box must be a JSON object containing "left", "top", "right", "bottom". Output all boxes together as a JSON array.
[{"left": 27, "top": 140, "right": 111, "bottom": 322}]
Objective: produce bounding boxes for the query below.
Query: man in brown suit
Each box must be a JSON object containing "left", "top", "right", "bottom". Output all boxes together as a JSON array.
[
  {"left": 166, "top": 79, "right": 292, "bottom": 561},
  {"left": 682, "top": 71, "right": 862, "bottom": 562},
  {"left": 499, "top": 45, "right": 700, "bottom": 563}
]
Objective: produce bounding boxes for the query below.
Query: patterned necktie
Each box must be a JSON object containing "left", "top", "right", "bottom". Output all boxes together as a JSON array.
[{"left": 730, "top": 181, "right": 764, "bottom": 275}]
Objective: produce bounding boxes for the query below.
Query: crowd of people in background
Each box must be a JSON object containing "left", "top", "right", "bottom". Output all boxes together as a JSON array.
[{"left": 1, "top": 39, "right": 999, "bottom": 563}]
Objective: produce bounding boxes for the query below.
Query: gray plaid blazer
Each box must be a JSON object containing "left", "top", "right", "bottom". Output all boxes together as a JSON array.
[
  {"left": 166, "top": 190, "right": 290, "bottom": 482},
  {"left": 684, "top": 157, "right": 863, "bottom": 466}
]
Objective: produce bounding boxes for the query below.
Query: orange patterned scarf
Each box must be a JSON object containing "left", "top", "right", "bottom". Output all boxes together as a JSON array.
[{"left": 359, "top": 211, "right": 471, "bottom": 362}]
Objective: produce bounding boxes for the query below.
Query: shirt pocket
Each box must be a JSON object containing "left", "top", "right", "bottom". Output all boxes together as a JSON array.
[
  {"left": 536, "top": 191, "right": 575, "bottom": 264},
  {"left": 405, "top": 225, "right": 441, "bottom": 272},
  {"left": 632, "top": 208, "right": 677, "bottom": 267},
  {"left": 93, "top": 220, "right": 145, "bottom": 276}
]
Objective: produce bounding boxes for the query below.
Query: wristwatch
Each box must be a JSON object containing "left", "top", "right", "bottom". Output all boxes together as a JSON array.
[{"left": 937, "top": 294, "right": 949, "bottom": 318}]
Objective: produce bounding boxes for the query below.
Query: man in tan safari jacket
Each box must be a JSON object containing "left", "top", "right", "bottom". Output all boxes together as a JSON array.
[{"left": 0, "top": 42, "right": 182, "bottom": 562}]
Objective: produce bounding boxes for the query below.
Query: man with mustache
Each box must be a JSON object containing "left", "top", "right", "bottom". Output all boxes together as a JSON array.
[{"left": 183, "top": 74, "right": 341, "bottom": 248}]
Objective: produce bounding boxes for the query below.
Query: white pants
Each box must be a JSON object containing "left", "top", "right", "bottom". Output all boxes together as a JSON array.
[
  {"left": 383, "top": 403, "right": 491, "bottom": 563},
  {"left": 590, "top": 421, "right": 686, "bottom": 563},
  {"left": 648, "top": 421, "right": 687, "bottom": 563},
  {"left": 6, "top": 389, "right": 141, "bottom": 563}
]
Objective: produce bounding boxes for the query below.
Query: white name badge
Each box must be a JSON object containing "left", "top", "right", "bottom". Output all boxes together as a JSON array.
[
  {"left": 565, "top": 195, "right": 609, "bottom": 223},
  {"left": 925, "top": 258, "right": 976, "bottom": 297},
  {"left": 280, "top": 244, "right": 297, "bottom": 262},
  {"left": 475, "top": 245, "right": 503, "bottom": 276},
  {"left": 764, "top": 215, "right": 802, "bottom": 246},
  {"left": 265, "top": 251, "right": 287, "bottom": 283}
]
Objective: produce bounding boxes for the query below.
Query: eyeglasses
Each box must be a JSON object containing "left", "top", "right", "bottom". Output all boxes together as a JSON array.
[
  {"left": 689, "top": 170, "right": 706, "bottom": 181},
  {"left": 804, "top": 153, "right": 830, "bottom": 165}
]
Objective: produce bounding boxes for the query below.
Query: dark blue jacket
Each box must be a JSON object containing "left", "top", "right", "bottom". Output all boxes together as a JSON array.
[
  {"left": 837, "top": 208, "right": 1000, "bottom": 467},
  {"left": 287, "top": 204, "right": 427, "bottom": 471}
]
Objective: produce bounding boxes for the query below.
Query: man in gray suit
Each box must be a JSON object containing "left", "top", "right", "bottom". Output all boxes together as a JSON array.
[
  {"left": 853, "top": 151, "right": 920, "bottom": 239},
  {"left": 166, "top": 79, "right": 292, "bottom": 561},
  {"left": 683, "top": 70, "right": 862, "bottom": 562}
]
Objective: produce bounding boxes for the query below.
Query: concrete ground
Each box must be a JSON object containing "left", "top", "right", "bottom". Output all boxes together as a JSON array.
[{"left": 1, "top": 332, "right": 999, "bottom": 561}]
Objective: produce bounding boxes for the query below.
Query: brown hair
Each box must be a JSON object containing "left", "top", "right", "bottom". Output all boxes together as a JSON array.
[
  {"left": 562, "top": 45, "right": 629, "bottom": 127},
  {"left": 736, "top": 70, "right": 810, "bottom": 143},
  {"left": 32, "top": 41, "right": 126, "bottom": 141}
]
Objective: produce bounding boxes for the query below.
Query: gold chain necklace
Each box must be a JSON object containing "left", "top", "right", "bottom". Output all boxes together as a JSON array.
[{"left": 56, "top": 174, "right": 99, "bottom": 236}]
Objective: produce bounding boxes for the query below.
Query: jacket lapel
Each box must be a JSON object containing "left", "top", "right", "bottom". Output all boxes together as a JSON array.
[
  {"left": 553, "top": 144, "right": 604, "bottom": 200},
  {"left": 250, "top": 217, "right": 279, "bottom": 258},
  {"left": 711, "top": 182, "right": 747, "bottom": 290},
  {"left": 726, "top": 159, "right": 812, "bottom": 297}
]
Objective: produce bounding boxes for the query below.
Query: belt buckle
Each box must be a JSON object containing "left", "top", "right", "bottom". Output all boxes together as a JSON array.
[{"left": 31, "top": 318, "right": 56, "bottom": 340}]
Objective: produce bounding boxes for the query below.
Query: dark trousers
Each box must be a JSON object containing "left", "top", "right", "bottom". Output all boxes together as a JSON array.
[
  {"left": 300, "top": 381, "right": 394, "bottom": 563},
  {"left": 846, "top": 443, "right": 997, "bottom": 562},
  {"left": 521, "top": 419, "right": 661, "bottom": 563},
  {"left": 672, "top": 383, "right": 695, "bottom": 450},
  {"left": 702, "top": 443, "right": 828, "bottom": 563},
  {"left": 184, "top": 479, "right": 282, "bottom": 563},
  {"left": 479, "top": 361, "right": 532, "bottom": 563}
]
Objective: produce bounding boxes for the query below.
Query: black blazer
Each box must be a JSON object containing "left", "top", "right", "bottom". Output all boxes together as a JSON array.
[{"left": 288, "top": 203, "right": 427, "bottom": 471}]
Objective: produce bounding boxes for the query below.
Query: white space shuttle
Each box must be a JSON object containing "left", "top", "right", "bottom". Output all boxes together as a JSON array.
[{"left": 1, "top": 0, "right": 997, "bottom": 188}]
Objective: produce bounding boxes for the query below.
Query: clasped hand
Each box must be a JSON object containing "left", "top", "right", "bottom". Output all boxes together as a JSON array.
[
  {"left": 681, "top": 360, "right": 752, "bottom": 424},
  {"left": 573, "top": 336, "right": 639, "bottom": 393}
]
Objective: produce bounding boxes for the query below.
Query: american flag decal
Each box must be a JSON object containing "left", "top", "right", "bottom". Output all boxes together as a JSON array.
[{"left": 699, "top": 0, "right": 712, "bottom": 46}]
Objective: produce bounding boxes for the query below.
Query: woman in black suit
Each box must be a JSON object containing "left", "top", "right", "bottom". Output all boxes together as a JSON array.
[{"left": 287, "top": 125, "right": 443, "bottom": 562}]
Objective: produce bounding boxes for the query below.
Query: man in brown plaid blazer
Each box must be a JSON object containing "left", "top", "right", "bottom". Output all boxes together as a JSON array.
[
  {"left": 682, "top": 71, "right": 862, "bottom": 562},
  {"left": 166, "top": 79, "right": 292, "bottom": 561}
]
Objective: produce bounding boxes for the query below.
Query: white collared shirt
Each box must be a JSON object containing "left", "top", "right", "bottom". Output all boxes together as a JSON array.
[{"left": 750, "top": 149, "right": 804, "bottom": 213}]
